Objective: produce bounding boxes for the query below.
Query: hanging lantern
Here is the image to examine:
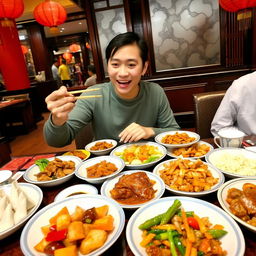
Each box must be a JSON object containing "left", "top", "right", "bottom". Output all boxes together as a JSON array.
[
  {"left": 69, "top": 43, "right": 80, "bottom": 53},
  {"left": 33, "top": 0, "right": 67, "bottom": 33},
  {"left": 21, "top": 45, "right": 28, "bottom": 54},
  {"left": 86, "top": 42, "right": 91, "bottom": 50},
  {"left": 63, "top": 52, "right": 72, "bottom": 61}
]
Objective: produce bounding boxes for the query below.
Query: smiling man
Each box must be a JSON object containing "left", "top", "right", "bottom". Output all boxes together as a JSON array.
[{"left": 44, "top": 32, "right": 180, "bottom": 147}]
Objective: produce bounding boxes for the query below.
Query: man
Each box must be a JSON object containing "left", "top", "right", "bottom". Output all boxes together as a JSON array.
[
  {"left": 58, "top": 59, "right": 72, "bottom": 87},
  {"left": 51, "top": 60, "right": 61, "bottom": 87},
  {"left": 84, "top": 65, "right": 97, "bottom": 87}
]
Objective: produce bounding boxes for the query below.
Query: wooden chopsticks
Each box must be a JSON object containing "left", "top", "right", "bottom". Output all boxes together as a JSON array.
[
  {"left": 76, "top": 95, "right": 102, "bottom": 99},
  {"left": 69, "top": 88, "right": 102, "bottom": 99},
  {"left": 69, "top": 88, "right": 101, "bottom": 94}
]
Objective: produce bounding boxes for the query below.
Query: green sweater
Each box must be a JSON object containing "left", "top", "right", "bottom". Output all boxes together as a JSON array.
[{"left": 44, "top": 81, "right": 180, "bottom": 147}]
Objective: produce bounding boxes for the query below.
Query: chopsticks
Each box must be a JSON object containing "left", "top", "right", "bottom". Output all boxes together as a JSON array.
[
  {"left": 69, "top": 88, "right": 101, "bottom": 94},
  {"left": 69, "top": 88, "right": 102, "bottom": 99},
  {"left": 76, "top": 95, "right": 102, "bottom": 99}
]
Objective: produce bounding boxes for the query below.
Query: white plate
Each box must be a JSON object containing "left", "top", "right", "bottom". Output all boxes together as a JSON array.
[
  {"left": 155, "top": 130, "right": 200, "bottom": 149},
  {"left": 85, "top": 139, "right": 117, "bottom": 156},
  {"left": 20, "top": 195, "right": 125, "bottom": 256},
  {"left": 167, "top": 140, "right": 214, "bottom": 159},
  {"left": 0, "top": 183, "right": 43, "bottom": 240},
  {"left": 110, "top": 142, "right": 166, "bottom": 169},
  {"left": 0, "top": 170, "right": 12, "bottom": 184},
  {"left": 153, "top": 159, "right": 225, "bottom": 197},
  {"left": 244, "top": 146, "right": 256, "bottom": 153},
  {"left": 75, "top": 155, "right": 125, "bottom": 184},
  {"left": 54, "top": 184, "right": 98, "bottom": 202},
  {"left": 100, "top": 170, "right": 165, "bottom": 209},
  {"left": 205, "top": 147, "right": 256, "bottom": 178},
  {"left": 23, "top": 155, "right": 82, "bottom": 187},
  {"left": 217, "top": 178, "right": 256, "bottom": 233},
  {"left": 126, "top": 196, "right": 245, "bottom": 256}
]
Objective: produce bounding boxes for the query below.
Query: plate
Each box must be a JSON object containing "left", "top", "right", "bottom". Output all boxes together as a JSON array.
[
  {"left": 110, "top": 141, "right": 166, "bottom": 169},
  {"left": 20, "top": 195, "right": 125, "bottom": 256},
  {"left": 126, "top": 196, "right": 245, "bottom": 256},
  {"left": 244, "top": 146, "right": 256, "bottom": 153},
  {"left": 0, "top": 170, "right": 12, "bottom": 184},
  {"left": 153, "top": 158, "right": 225, "bottom": 197},
  {"left": 155, "top": 130, "right": 200, "bottom": 149},
  {"left": 167, "top": 141, "right": 214, "bottom": 159},
  {"left": 205, "top": 148, "right": 256, "bottom": 178},
  {"left": 23, "top": 156, "right": 82, "bottom": 187},
  {"left": 0, "top": 183, "right": 43, "bottom": 240},
  {"left": 85, "top": 139, "right": 117, "bottom": 156},
  {"left": 100, "top": 170, "right": 165, "bottom": 209},
  {"left": 217, "top": 178, "right": 256, "bottom": 233},
  {"left": 75, "top": 155, "right": 125, "bottom": 184},
  {"left": 63, "top": 149, "right": 90, "bottom": 160},
  {"left": 54, "top": 184, "right": 98, "bottom": 202}
]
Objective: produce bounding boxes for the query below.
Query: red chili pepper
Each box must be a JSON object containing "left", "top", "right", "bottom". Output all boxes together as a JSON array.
[
  {"left": 45, "top": 228, "right": 68, "bottom": 242},
  {"left": 187, "top": 217, "right": 200, "bottom": 230},
  {"left": 50, "top": 225, "right": 57, "bottom": 231}
]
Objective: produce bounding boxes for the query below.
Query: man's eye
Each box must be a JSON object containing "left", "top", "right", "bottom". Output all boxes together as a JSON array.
[
  {"left": 111, "top": 63, "right": 119, "bottom": 67},
  {"left": 128, "top": 63, "right": 136, "bottom": 68}
]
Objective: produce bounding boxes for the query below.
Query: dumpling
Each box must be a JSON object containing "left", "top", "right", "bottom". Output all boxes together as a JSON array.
[
  {"left": 0, "top": 195, "right": 8, "bottom": 221},
  {"left": 9, "top": 181, "right": 19, "bottom": 210},
  {"left": 14, "top": 192, "right": 27, "bottom": 224},
  {"left": 0, "top": 203, "right": 14, "bottom": 232}
]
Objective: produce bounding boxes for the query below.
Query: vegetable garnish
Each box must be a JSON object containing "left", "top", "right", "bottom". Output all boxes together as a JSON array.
[{"left": 35, "top": 159, "right": 49, "bottom": 172}]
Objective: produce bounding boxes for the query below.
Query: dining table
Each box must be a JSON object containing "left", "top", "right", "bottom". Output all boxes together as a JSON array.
[{"left": 0, "top": 138, "right": 256, "bottom": 256}]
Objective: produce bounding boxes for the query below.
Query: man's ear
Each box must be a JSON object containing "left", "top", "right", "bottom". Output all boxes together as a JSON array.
[{"left": 142, "top": 61, "right": 149, "bottom": 75}]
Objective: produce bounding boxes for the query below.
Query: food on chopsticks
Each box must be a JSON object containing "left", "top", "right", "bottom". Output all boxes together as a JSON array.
[
  {"left": 172, "top": 143, "right": 211, "bottom": 158},
  {"left": 0, "top": 181, "right": 35, "bottom": 232},
  {"left": 90, "top": 141, "right": 114, "bottom": 151},
  {"left": 110, "top": 172, "right": 156, "bottom": 205},
  {"left": 159, "top": 159, "right": 219, "bottom": 192},
  {"left": 161, "top": 132, "right": 196, "bottom": 145},
  {"left": 114, "top": 144, "right": 163, "bottom": 165},
  {"left": 35, "top": 158, "right": 75, "bottom": 181},
  {"left": 34, "top": 204, "right": 114, "bottom": 255},
  {"left": 226, "top": 183, "right": 256, "bottom": 227},
  {"left": 63, "top": 150, "right": 89, "bottom": 160},
  {"left": 139, "top": 200, "right": 227, "bottom": 256},
  {"left": 86, "top": 160, "right": 117, "bottom": 178}
]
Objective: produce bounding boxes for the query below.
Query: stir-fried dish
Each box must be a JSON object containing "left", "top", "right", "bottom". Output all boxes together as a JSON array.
[
  {"left": 110, "top": 172, "right": 156, "bottom": 205},
  {"left": 35, "top": 158, "right": 75, "bottom": 181},
  {"left": 161, "top": 133, "right": 196, "bottom": 145},
  {"left": 86, "top": 160, "right": 117, "bottom": 178},
  {"left": 114, "top": 144, "right": 163, "bottom": 165},
  {"left": 139, "top": 200, "right": 227, "bottom": 256},
  {"left": 159, "top": 159, "right": 219, "bottom": 192},
  {"left": 226, "top": 183, "right": 256, "bottom": 227},
  {"left": 90, "top": 141, "right": 113, "bottom": 151},
  {"left": 64, "top": 150, "right": 89, "bottom": 160},
  {"left": 34, "top": 205, "right": 114, "bottom": 255},
  {"left": 172, "top": 143, "right": 210, "bottom": 158}
]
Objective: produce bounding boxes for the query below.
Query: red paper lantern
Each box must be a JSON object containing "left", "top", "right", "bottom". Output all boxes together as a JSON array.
[
  {"left": 69, "top": 43, "right": 80, "bottom": 52},
  {"left": 63, "top": 52, "right": 72, "bottom": 61},
  {"left": 219, "top": 0, "right": 256, "bottom": 12},
  {"left": 21, "top": 45, "right": 28, "bottom": 54},
  {"left": 0, "top": 0, "right": 24, "bottom": 18},
  {"left": 33, "top": 0, "right": 67, "bottom": 31}
]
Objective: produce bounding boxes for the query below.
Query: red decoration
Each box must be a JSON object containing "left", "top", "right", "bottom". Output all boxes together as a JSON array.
[
  {"left": 21, "top": 45, "right": 28, "bottom": 54},
  {"left": 33, "top": 0, "right": 67, "bottom": 30},
  {"left": 63, "top": 52, "right": 72, "bottom": 61},
  {"left": 86, "top": 42, "right": 91, "bottom": 50},
  {"left": 219, "top": 0, "right": 256, "bottom": 12},
  {"left": 69, "top": 43, "right": 80, "bottom": 52},
  {"left": 0, "top": 0, "right": 24, "bottom": 18}
]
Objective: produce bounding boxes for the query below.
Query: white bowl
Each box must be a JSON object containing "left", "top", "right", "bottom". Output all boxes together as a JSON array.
[
  {"left": 100, "top": 170, "right": 165, "bottom": 209},
  {"left": 126, "top": 196, "right": 245, "bottom": 256},
  {"left": 0, "top": 183, "right": 43, "bottom": 240},
  {"left": 75, "top": 155, "right": 125, "bottom": 184},
  {"left": 153, "top": 158, "right": 225, "bottom": 197},
  {"left": 110, "top": 141, "right": 167, "bottom": 169},
  {"left": 20, "top": 195, "right": 125, "bottom": 256},
  {"left": 0, "top": 170, "right": 12, "bottom": 184},
  {"left": 155, "top": 130, "right": 200, "bottom": 148},
  {"left": 217, "top": 178, "right": 256, "bottom": 233},
  {"left": 23, "top": 156, "right": 82, "bottom": 187},
  {"left": 54, "top": 184, "right": 98, "bottom": 202},
  {"left": 205, "top": 147, "right": 256, "bottom": 178},
  {"left": 85, "top": 139, "right": 117, "bottom": 156},
  {"left": 167, "top": 141, "right": 214, "bottom": 159}
]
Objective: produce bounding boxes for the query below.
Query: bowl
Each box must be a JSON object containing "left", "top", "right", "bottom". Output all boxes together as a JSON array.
[
  {"left": 205, "top": 147, "right": 256, "bottom": 178},
  {"left": 20, "top": 194, "right": 125, "bottom": 256},
  {"left": 0, "top": 170, "right": 12, "bottom": 184},
  {"left": 217, "top": 178, "right": 256, "bottom": 233},
  {"left": 23, "top": 155, "right": 82, "bottom": 187},
  {"left": 100, "top": 170, "right": 165, "bottom": 209},
  {"left": 75, "top": 155, "right": 125, "bottom": 184},
  {"left": 126, "top": 196, "right": 245, "bottom": 256},
  {"left": 155, "top": 130, "right": 200, "bottom": 148},
  {"left": 54, "top": 184, "right": 98, "bottom": 202},
  {"left": 85, "top": 139, "right": 117, "bottom": 156},
  {"left": 167, "top": 140, "right": 214, "bottom": 159},
  {"left": 153, "top": 158, "right": 225, "bottom": 197},
  {"left": 62, "top": 149, "right": 90, "bottom": 160},
  {"left": 110, "top": 141, "right": 166, "bottom": 169},
  {"left": 0, "top": 183, "right": 43, "bottom": 240}
]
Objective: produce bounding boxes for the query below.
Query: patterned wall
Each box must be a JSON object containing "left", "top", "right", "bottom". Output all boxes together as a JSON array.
[{"left": 149, "top": 0, "right": 220, "bottom": 71}]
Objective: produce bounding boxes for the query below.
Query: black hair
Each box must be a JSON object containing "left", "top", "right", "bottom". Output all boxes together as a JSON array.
[
  {"left": 105, "top": 32, "right": 148, "bottom": 66},
  {"left": 87, "top": 64, "right": 96, "bottom": 74},
  {"left": 62, "top": 59, "right": 66, "bottom": 64}
]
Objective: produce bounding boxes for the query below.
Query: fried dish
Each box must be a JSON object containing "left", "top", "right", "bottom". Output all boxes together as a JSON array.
[
  {"left": 161, "top": 132, "right": 196, "bottom": 144},
  {"left": 64, "top": 150, "right": 88, "bottom": 159},
  {"left": 110, "top": 172, "right": 156, "bottom": 204},
  {"left": 35, "top": 158, "right": 75, "bottom": 181},
  {"left": 172, "top": 143, "right": 210, "bottom": 158},
  {"left": 86, "top": 160, "right": 117, "bottom": 178},
  {"left": 90, "top": 141, "right": 113, "bottom": 151},
  {"left": 226, "top": 183, "right": 256, "bottom": 227}
]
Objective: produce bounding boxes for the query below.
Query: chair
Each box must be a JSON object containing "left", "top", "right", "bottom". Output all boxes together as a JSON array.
[
  {"left": 75, "top": 123, "right": 94, "bottom": 149},
  {"left": 193, "top": 91, "right": 226, "bottom": 139}
]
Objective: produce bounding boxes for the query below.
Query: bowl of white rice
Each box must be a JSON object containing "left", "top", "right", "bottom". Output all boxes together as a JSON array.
[{"left": 205, "top": 148, "right": 256, "bottom": 178}]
